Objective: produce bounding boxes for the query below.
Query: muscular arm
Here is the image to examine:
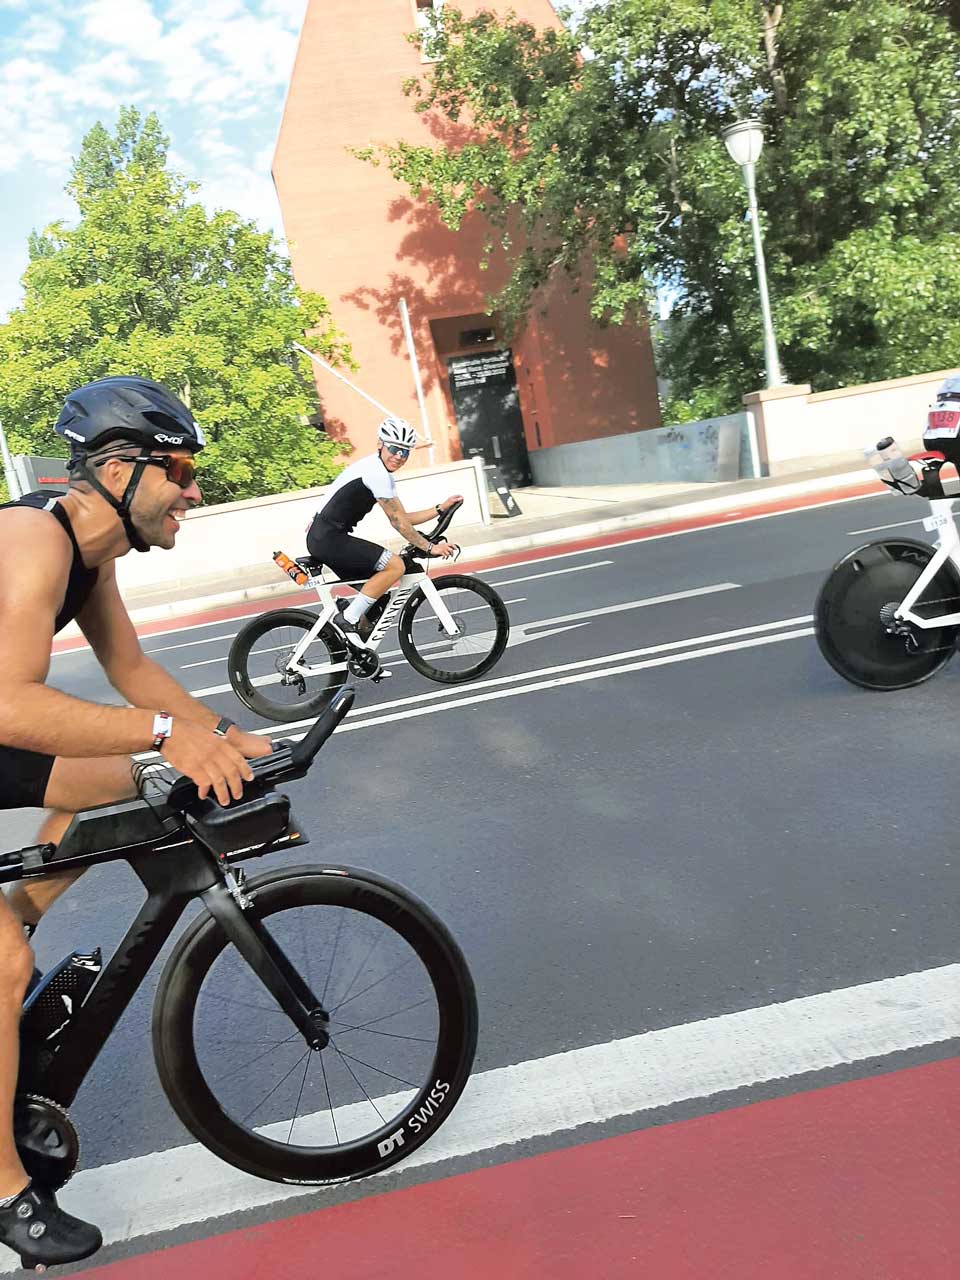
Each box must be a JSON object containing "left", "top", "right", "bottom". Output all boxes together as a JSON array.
[
  {"left": 378, "top": 497, "right": 433, "bottom": 552},
  {"left": 77, "top": 565, "right": 221, "bottom": 730},
  {"left": 0, "top": 511, "right": 157, "bottom": 756}
]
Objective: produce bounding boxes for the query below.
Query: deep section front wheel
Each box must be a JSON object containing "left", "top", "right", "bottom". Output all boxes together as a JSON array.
[
  {"left": 815, "top": 538, "right": 960, "bottom": 689},
  {"left": 228, "top": 608, "right": 347, "bottom": 722},
  {"left": 152, "top": 866, "right": 478, "bottom": 1184},
  {"left": 398, "top": 574, "right": 509, "bottom": 684}
]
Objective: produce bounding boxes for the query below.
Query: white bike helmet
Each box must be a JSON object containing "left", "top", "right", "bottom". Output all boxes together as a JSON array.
[{"left": 378, "top": 416, "right": 417, "bottom": 449}]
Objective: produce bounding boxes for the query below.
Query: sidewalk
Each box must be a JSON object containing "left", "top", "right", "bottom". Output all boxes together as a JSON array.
[{"left": 114, "top": 458, "right": 881, "bottom": 628}]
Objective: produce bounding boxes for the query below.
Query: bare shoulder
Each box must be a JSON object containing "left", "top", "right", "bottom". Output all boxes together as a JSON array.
[{"left": 0, "top": 504, "right": 72, "bottom": 605}]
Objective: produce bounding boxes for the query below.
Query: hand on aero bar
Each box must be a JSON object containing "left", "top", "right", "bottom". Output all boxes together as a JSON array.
[
  {"left": 160, "top": 719, "right": 255, "bottom": 805},
  {"left": 430, "top": 539, "right": 457, "bottom": 558}
]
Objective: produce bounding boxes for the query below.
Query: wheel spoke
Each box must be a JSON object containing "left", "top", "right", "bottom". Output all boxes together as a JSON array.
[
  {"left": 286, "top": 1054, "right": 314, "bottom": 1145},
  {"left": 333, "top": 1049, "right": 422, "bottom": 1090},
  {"left": 327, "top": 952, "right": 417, "bottom": 1016},
  {"left": 241, "top": 1048, "right": 313, "bottom": 1125}
]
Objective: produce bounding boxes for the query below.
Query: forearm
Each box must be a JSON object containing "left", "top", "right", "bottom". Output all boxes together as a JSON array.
[
  {"left": 406, "top": 505, "right": 440, "bottom": 525},
  {"left": 0, "top": 683, "right": 156, "bottom": 757},
  {"left": 110, "top": 655, "right": 220, "bottom": 730},
  {"left": 384, "top": 507, "right": 432, "bottom": 552}
]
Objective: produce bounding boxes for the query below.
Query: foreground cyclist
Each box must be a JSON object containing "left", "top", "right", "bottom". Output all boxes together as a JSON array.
[
  {"left": 0, "top": 377, "right": 270, "bottom": 1269},
  {"left": 306, "top": 417, "right": 460, "bottom": 658}
]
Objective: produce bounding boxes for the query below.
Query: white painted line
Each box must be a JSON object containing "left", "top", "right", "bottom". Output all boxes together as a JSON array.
[
  {"left": 267, "top": 626, "right": 815, "bottom": 738},
  {"left": 489, "top": 559, "right": 613, "bottom": 587},
  {"left": 147, "top": 630, "right": 256, "bottom": 656},
  {"left": 847, "top": 518, "right": 924, "bottom": 535},
  {"left": 240, "top": 614, "right": 816, "bottom": 736},
  {"left": 187, "top": 582, "right": 740, "bottom": 698},
  {"left": 36, "top": 961, "right": 960, "bottom": 1263}
]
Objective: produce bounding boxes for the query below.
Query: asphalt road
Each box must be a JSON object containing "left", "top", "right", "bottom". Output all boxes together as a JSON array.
[{"left": 7, "top": 485, "right": 960, "bottom": 1251}]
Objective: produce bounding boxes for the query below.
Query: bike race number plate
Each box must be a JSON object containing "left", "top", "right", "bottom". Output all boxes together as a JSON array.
[
  {"left": 926, "top": 406, "right": 960, "bottom": 438},
  {"left": 923, "top": 512, "right": 952, "bottom": 532}
]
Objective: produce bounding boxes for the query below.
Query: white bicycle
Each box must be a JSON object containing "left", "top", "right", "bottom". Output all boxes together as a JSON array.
[
  {"left": 229, "top": 500, "right": 511, "bottom": 721},
  {"left": 815, "top": 449, "right": 960, "bottom": 689}
]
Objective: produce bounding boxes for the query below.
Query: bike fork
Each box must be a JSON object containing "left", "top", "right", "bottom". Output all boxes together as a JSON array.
[{"left": 200, "top": 881, "right": 330, "bottom": 1048}]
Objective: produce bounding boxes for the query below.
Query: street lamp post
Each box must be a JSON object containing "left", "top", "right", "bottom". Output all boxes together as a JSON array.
[
  {"left": 721, "top": 118, "right": 783, "bottom": 388},
  {"left": 0, "top": 415, "right": 20, "bottom": 499}
]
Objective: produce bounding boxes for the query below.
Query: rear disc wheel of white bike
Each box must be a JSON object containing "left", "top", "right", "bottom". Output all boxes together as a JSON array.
[
  {"left": 228, "top": 608, "right": 347, "bottom": 722},
  {"left": 815, "top": 539, "right": 960, "bottom": 689},
  {"left": 397, "top": 575, "right": 510, "bottom": 684}
]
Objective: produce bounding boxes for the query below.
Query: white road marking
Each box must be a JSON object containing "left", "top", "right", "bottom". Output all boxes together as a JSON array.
[
  {"left": 229, "top": 615, "right": 815, "bottom": 737},
  {"left": 489, "top": 559, "right": 613, "bottom": 587},
  {"left": 847, "top": 518, "right": 924, "bottom": 535},
  {"left": 187, "top": 582, "right": 741, "bottom": 698},
  {"left": 148, "top": 630, "right": 259, "bottom": 656},
  {"left": 257, "top": 625, "right": 815, "bottom": 740},
  {"left": 33, "top": 962, "right": 960, "bottom": 1263}
]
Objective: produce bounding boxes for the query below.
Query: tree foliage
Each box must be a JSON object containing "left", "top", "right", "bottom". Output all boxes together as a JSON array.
[
  {"left": 371, "top": 1, "right": 960, "bottom": 420},
  {"left": 0, "top": 107, "right": 352, "bottom": 503}
]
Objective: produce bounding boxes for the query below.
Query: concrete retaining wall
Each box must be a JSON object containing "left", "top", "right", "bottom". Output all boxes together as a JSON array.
[
  {"left": 529, "top": 413, "right": 749, "bottom": 486},
  {"left": 745, "top": 368, "right": 960, "bottom": 475}
]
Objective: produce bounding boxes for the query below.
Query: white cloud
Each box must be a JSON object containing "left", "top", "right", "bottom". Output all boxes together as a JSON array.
[
  {"left": 80, "top": 0, "right": 163, "bottom": 48},
  {"left": 86, "top": 51, "right": 141, "bottom": 86},
  {"left": 210, "top": 15, "right": 298, "bottom": 86},
  {"left": 20, "top": 16, "right": 66, "bottom": 54},
  {"left": 259, "top": 0, "right": 307, "bottom": 27}
]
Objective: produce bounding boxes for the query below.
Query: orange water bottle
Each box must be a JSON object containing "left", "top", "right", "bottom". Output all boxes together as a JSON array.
[{"left": 273, "top": 551, "right": 308, "bottom": 586}]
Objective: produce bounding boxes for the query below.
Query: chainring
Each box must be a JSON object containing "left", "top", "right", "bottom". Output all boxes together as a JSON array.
[{"left": 14, "top": 1093, "right": 80, "bottom": 1191}]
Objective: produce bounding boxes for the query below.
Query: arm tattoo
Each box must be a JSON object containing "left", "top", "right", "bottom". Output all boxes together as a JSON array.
[{"left": 380, "top": 497, "right": 431, "bottom": 551}]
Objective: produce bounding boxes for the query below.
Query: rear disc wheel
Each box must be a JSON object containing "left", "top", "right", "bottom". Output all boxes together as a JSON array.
[{"left": 815, "top": 539, "right": 960, "bottom": 689}]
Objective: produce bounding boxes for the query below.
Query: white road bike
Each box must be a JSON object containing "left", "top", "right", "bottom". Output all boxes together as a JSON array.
[
  {"left": 229, "top": 500, "right": 511, "bottom": 721},
  {"left": 815, "top": 449, "right": 960, "bottom": 689}
]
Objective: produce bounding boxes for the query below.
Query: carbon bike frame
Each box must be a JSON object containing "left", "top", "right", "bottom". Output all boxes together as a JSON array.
[{"left": 2, "top": 817, "right": 322, "bottom": 1109}]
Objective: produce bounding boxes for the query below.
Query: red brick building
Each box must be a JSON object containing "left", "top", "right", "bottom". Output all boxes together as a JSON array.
[{"left": 273, "top": 0, "right": 661, "bottom": 486}]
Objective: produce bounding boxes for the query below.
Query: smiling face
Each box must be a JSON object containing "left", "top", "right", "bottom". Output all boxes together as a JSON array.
[
  {"left": 379, "top": 443, "right": 410, "bottom": 474},
  {"left": 129, "top": 451, "right": 202, "bottom": 549},
  {"left": 93, "top": 447, "right": 202, "bottom": 550}
]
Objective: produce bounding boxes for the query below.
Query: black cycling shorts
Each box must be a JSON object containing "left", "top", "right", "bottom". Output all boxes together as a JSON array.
[
  {"left": 306, "top": 518, "right": 393, "bottom": 582},
  {"left": 0, "top": 743, "right": 56, "bottom": 809}
]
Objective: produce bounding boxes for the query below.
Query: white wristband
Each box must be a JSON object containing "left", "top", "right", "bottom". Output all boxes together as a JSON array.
[{"left": 152, "top": 712, "right": 173, "bottom": 751}]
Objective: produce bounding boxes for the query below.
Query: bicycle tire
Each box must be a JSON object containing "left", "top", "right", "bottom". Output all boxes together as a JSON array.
[
  {"left": 228, "top": 608, "right": 347, "bottom": 722},
  {"left": 152, "top": 865, "right": 478, "bottom": 1184},
  {"left": 397, "top": 574, "right": 510, "bottom": 684},
  {"left": 815, "top": 538, "right": 960, "bottom": 690}
]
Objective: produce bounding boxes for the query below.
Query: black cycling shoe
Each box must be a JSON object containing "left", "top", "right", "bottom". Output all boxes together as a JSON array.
[
  {"left": 0, "top": 1182, "right": 102, "bottom": 1270},
  {"left": 330, "top": 607, "right": 371, "bottom": 647},
  {"left": 335, "top": 599, "right": 373, "bottom": 641}
]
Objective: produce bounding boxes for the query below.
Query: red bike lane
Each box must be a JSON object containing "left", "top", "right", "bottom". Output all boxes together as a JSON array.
[{"left": 82, "top": 1057, "right": 959, "bottom": 1280}]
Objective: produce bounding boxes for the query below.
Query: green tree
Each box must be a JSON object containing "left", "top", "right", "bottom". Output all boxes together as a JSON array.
[
  {"left": 0, "top": 107, "right": 352, "bottom": 503},
  {"left": 369, "top": 2, "right": 960, "bottom": 421}
]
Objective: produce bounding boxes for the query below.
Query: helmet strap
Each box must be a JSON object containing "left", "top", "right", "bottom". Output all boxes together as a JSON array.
[{"left": 78, "top": 458, "right": 151, "bottom": 554}]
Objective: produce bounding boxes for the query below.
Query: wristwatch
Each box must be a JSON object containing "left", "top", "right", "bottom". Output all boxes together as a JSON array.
[
  {"left": 152, "top": 712, "right": 173, "bottom": 752},
  {"left": 213, "top": 716, "right": 236, "bottom": 738}
]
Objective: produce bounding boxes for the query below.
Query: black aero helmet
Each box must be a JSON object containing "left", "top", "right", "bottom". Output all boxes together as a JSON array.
[
  {"left": 55, "top": 376, "right": 205, "bottom": 554},
  {"left": 55, "top": 376, "right": 206, "bottom": 456}
]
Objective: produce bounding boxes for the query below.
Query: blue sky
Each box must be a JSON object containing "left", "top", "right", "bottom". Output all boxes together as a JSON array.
[{"left": 0, "top": 0, "right": 308, "bottom": 318}]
